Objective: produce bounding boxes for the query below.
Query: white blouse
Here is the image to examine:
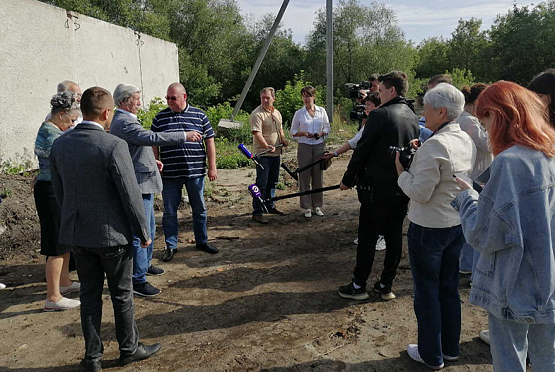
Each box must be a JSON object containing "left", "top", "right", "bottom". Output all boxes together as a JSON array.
[{"left": 290, "top": 105, "right": 331, "bottom": 145}]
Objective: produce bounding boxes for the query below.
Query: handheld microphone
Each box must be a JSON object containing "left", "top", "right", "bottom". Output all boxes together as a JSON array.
[
  {"left": 238, "top": 144, "right": 263, "bottom": 169},
  {"left": 248, "top": 184, "right": 268, "bottom": 213}
]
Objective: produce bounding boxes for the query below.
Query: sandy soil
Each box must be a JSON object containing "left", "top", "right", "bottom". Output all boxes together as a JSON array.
[{"left": 0, "top": 152, "right": 501, "bottom": 372}]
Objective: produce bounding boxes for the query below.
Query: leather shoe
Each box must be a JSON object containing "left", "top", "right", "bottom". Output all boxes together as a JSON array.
[
  {"left": 162, "top": 247, "right": 176, "bottom": 262},
  {"left": 252, "top": 214, "right": 268, "bottom": 224},
  {"left": 120, "top": 342, "right": 162, "bottom": 366},
  {"left": 196, "top": 242, "right": 219, "bottom": 254},
  {"left": 81, "top": 359, "right": 101, "bottom": 372},
  {"left": 267, "top": 207, "right": 285, "bottom": 215}
]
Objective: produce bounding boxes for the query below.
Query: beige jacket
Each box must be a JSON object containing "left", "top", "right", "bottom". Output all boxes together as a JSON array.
[
  {"left": 398, "top": 123, "right": 476, "bottom": 228},
  {"left": 457, "top": 111, "right": 494, "bottom": 179}
]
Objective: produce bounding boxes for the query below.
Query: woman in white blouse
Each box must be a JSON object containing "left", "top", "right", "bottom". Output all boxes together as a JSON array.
[{"left": 291, "top": 86, "right": 331, "bottom": 218}]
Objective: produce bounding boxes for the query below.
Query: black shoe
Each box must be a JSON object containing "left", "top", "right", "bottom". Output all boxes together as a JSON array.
[
  {"left": 373, "top": 280, "right": 396, "bottom": 301},
  {"left": 162, "top": 247, "right": 176, "bottom": 262},
  {"left": 133, "top": 282, "right": 161, "bottom": 297},
  {"left": 120, "top": 342, "right": 162, "bottom": 366},
  {"left": 146, "top": 265, "right": 164, "bottom": 276},
  {"left": 337, "top": 282, "right": 369, "bottom": 300},
  {"left": 196, "top": 242, "right": 219, "bottom": 254},
  {"left": 81, "top": 359, "right": 101, "bottom": 372},
  {"left": 267, "top": 207, "right": 285, "bottom": 215}
]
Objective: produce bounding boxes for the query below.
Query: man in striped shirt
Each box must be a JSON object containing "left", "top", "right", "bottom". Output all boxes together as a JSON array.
[{"left": 152, "top": 83, "right": 219, "bottom": 262}]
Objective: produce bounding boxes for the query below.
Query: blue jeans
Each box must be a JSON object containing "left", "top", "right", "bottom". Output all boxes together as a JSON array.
[
  {"left": 132, "top": 194, "right": 155, "bottom": 284},
  {"left": 459, "top": 242, "right": 474, "bottom": 273},
  {"left": 162, "top": 177, "right": 207, "bottom": 249},
  {"left": 408, "top": 222, "right": 465, "bottom": 367},
  {"left": 252, "top": 156, "right": 280, "bottom": 215},
  {"left": 489, "top": 313, "right": 555, "bottom": 372}
]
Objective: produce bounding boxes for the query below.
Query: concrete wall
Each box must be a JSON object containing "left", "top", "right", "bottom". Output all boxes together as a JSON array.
[{"left": 0, "top": 0, "right": 179, "bottom": 164}]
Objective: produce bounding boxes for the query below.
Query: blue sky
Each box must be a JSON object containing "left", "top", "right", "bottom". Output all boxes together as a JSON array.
[{"left": 238, "top": 0, "right": 535, "bottom": 45}]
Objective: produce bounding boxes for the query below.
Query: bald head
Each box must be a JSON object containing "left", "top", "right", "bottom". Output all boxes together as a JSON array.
[
  {"left": 166, "top": 82, "right": 187, "bottom": 112},
  {"left": 168, "top": 82, "right": 186, "bottom": 94}
]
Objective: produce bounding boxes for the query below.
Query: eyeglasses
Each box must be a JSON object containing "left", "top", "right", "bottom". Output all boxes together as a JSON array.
[{"left": 165, "top": 96, "right": 179, "bottom": 101}]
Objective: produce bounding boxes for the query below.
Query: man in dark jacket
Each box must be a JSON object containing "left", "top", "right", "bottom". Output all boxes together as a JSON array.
[
  {"left": 50, "top": 87, "right": 161, "bottom": 371},
  {"left": 338, "top": 71, "right": 420, "bottom": 301}
]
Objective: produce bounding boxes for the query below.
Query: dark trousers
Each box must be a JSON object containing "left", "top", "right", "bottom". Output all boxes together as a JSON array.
[
  {"left": 252, "top": 156, "right": 280, "bottom": 215},
  {"left": 74, "top": 245, "right": 139, "bottom": 362},
  {"left": 354, "top": 193, "right": 408, "bottom": 288},
  {"left": 408, "top": 222, "right": 465, "bottom": 367}
]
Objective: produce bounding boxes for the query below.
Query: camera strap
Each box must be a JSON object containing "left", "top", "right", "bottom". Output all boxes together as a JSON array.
[{"left": 430, "top": 121, "right": 452, "bottom": 138}]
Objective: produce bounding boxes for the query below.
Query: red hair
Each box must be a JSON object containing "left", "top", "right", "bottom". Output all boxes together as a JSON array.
[{"left": 475, "top": 81, "right": 555, "bottom": 157}]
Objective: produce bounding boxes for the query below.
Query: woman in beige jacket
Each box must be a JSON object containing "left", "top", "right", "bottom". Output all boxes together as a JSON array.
[{"left": 396, "top": 83, "right": 476, "bottom": 370}]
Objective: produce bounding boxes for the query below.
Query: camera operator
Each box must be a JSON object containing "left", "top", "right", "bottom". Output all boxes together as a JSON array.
[
  {"left": 395, "top": 83, "right": 476, "bottom": 369},
  {"left": 368, "top": 74, "right": 379, "bottom": 93},
  {"left": 337, "top": 71, "right": 419, "bottom": 302}
]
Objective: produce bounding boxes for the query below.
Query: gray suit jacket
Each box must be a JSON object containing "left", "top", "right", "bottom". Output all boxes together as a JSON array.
[
  {"left": 50, "top": 123, "right": 149, "bottom": 248},
  {"left": 110, "top": 109, "right": 186, "bottom": 194}
]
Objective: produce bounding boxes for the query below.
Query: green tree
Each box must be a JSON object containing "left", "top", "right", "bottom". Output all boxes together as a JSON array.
[
  {"left": 446, "top": 18, "right": 490, "bottom": 81},
  {"left": 489, "top": 2, "right": 555, "bottom": 84},
  {"left": 414, "top": 37, "right": 450, "bottom": 78},
  {"left": 305, "top": 0, "right": 417, "bottom": 96}
]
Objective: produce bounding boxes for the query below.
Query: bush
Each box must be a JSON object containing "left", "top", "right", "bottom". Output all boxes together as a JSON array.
[
  {"left": 214, "top": 137, "right": 252, "bottom": 169},
  {"left": 274, "top": 71, "right": 325, "bottom": 128},
  {"left": 138, "top": 97, "right": 167, "bottom": 130},
  {"left": 206, "top": 102, "right": 252, "bottom": 144}
]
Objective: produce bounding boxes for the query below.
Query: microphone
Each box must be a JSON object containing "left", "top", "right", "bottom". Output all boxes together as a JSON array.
[
  {"left": 238, "top": 144, "right": 263, "bottom": 169},
  {"left": 248, "top": 184, "right": 268, "bottom": 213}
]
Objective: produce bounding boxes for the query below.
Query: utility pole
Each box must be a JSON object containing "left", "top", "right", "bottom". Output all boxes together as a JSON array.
[{"left": 326, "top": 0, "right": 333, "bottom": 123}]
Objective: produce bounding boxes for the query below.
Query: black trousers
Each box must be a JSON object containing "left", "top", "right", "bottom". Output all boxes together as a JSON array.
[
  {"left": 353, "top": 192, "right": 408, "bottom": 288},
  {"left": 73, "top": 244, "right": 139, "bottom": 362}
]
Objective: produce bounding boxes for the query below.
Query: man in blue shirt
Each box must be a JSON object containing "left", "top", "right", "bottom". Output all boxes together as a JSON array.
[{"left": 152, "top": 83, "right": 218, "bottom": 261}]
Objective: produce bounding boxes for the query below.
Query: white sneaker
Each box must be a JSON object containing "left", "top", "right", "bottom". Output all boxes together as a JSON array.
[
  {"left": 479, "top": 329, "right": 490, "bottom": 345},
  {"left": 0, "top": 283, "right": 5, "bottom": 290},
  {"left": 353, "top": 238, "right": 358, "bottom": 245},
  {"left": 304, "top": 209, "right": 312, "bottom": 218},
  {"left": 60, "top": 281, "right": 80, "bottom": 295},
  {"left": 44, "top": 297, "right": 81, "bottom": 312},
  {"left": 407, "top": 344, "right": 444, "bottom": 370},
  {"left": 314, "top": 207, "right": 324, "bottom": 216},
  {"left": 375, "top": 235, "right": 386, "bottom": 251}
]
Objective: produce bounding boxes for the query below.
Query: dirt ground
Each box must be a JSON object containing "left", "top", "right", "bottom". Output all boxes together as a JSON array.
[{"left": 0, "top": 152, "right": 501, "bottom": 372}]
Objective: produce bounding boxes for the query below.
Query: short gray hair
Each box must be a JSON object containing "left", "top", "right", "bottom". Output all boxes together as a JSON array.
[
  {"left": 57, "top": 80, "right": 77, "bottom": 93},
  {"left": 113, "top": 83, "right": 140, "bottom": 107},
  {"left": 50, "top": 91, "right": 80, "bottom": 116},
  {"left": 423, "top": 83, "right": 464, "bottom": 121},
  {"left": 260, "top": 87, "right": 275, "bottom": 97}
]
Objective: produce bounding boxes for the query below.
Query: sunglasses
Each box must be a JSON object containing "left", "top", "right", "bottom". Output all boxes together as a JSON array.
[{"left": 165, "top": 96, "right": 180, "bottom": 101}]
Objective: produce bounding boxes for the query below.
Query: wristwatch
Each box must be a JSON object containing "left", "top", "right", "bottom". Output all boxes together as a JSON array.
[{"left": 334, "top": 151, "right": 338, "bottom": 157}]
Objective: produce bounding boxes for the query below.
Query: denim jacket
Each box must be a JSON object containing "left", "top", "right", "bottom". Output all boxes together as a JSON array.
[{"left": 452, "top": 145, "right": 555, "bottom": 323}]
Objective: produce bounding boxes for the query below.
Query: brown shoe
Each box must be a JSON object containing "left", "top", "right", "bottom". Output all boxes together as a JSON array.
[
  {"left": 252, "top": 214, "right": 268, "bottom": 224},
  {"left": 267, "top": 207, "right": 285, "bottom": 215}
]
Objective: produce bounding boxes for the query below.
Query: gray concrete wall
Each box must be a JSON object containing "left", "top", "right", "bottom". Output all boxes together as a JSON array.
[{"left": 0, "top": 0, "right": 179, "bottom": 165}]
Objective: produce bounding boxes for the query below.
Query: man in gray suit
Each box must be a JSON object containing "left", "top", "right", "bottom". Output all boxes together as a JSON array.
[
  {"left": 50, "top": 87, "right": 161, "bottom": 372},
  {"left": 110, "top": 83, "right": 202, "bottom": 297}
]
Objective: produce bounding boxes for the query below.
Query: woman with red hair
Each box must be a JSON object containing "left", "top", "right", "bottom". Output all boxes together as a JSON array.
[{"left": 453, "top": 81, "right": 555, "bottom": 371}]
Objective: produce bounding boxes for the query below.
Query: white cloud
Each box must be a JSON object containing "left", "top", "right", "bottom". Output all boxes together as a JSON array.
[{"left": 236, "top": 0, "right": 537, "bottom": 44}]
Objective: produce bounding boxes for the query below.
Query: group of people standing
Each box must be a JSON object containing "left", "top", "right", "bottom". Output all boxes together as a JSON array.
[
  {"left": 31, "top": 80, "right": 221, "bottom": 371},
  {"left": 26, "top": 64, "right": 555, "bottom": 372},
  {"left": 249, "top": 85, "right": 331, "bottom": 223},
  {"left": 331, "top": 69, "right": 555, "bottom": 372}
]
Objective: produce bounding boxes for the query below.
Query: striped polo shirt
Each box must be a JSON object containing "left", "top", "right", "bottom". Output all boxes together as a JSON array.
[{"left": 151, "top": 105, "right": 215, "bottom": 178}]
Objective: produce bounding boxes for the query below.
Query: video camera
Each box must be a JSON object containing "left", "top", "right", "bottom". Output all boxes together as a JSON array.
[
  {"left": 346, "top": 81, "right": 371, "bottom": 123},
  {"left": 345, "top": 81, "right": 371, "bottom": 100}
]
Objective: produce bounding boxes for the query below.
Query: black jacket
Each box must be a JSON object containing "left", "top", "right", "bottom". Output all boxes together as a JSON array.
[{"left": 341, "top": 96, "right": 420, "bottom": 196}]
